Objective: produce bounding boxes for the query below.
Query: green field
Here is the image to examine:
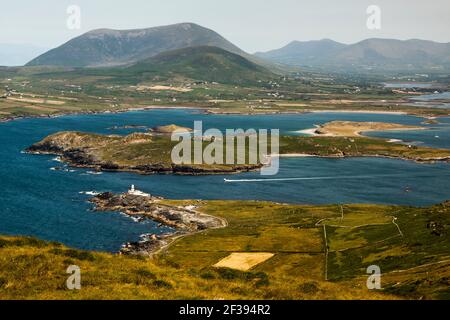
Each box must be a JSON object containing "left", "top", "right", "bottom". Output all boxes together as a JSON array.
[
  {"left": 1, "top": 200, "right": 449, "bottom": 300},
  {"left": 1, "top": 65, "right": 449, "bottom": 122}
]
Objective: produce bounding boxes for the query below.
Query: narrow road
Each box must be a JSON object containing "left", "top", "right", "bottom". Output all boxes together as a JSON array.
[{"left": 323, "top": 224, "right": 329, "bottom": 281}]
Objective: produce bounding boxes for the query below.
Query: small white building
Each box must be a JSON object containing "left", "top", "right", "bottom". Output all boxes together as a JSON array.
[{"left": 128, "top": 185, "right": 151, "bottom": 197}]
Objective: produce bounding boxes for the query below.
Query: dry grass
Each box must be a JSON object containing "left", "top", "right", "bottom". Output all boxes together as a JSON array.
[
  {"left": 7, "top": 97, "right": 65, "bottom": 105},
  {"left": 213, "top": 253, "right": 275, "bottom": 271},
  {"left": 1, "top": 201, "right": 449, "bottom": 300},
  {"left": 0, "top": 235, "right": 390, "bottom": 300},
  {"left": 137, "top": 85, "right": 192, "bottom": 92}
]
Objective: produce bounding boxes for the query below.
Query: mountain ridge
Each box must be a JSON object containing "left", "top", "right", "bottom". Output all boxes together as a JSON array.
[
  {"left": 255, "top": 39, "right": 346, "bottom": 66},
  {"left": 256, "top": 38, "right": 450, "bottom": 71},
  {"left": 26, "top": 23, "right": 249, "bottom": 68}
]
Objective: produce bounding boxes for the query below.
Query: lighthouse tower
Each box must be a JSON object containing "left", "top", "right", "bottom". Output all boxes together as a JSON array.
[{"left": 128, "top": 184, "right": 150, "bottom": 197}]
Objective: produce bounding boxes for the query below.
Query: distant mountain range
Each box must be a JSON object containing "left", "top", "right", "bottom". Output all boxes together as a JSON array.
[
  {"left": 0, "top": 44, "right": 48, "bottom": 66},
  {"left": 26, "top": 22, "right": 275, "bottom": 84},
  {"left": 255, "top": 38, "right": 450, "bottom": 72},
  {"left": 27, "top": 23, "right": 249, "bottom": 68},
  {"left": 255, "top": 39, "right": 346, "bottom": 66},
  {"left": 25, "top": 22, "right": 450, "bottom": 73}
]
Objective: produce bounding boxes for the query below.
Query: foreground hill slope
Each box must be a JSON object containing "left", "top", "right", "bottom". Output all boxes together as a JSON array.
[
  {"left": 26, "top": 23, "right": 248, "bottom": 67},
  {"left": 0, "top": 234, "right": 389, "bottom": 300},
  {"left": 1, "top": 199, "right": 449, "bottom": 300}
]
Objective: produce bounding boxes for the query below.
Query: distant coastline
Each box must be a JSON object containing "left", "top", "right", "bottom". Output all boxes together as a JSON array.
[{"left": 2, "top": 104, "right": 450, "bottom": 125}]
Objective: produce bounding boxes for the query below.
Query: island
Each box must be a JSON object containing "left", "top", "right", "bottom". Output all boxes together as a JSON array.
[
  {"left": 26, "top": 130, "right": 263, "bottom": 175},
  {"left": 26, "top": 122, "right": 450, "bottom": 174}
]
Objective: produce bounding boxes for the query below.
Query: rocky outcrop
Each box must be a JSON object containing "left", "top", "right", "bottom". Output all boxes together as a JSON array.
[
  {"left": 91, "top": 192, "right": 224, "bottom": 230},
  {"left": 90, "top": 191, "right": 227, "bottom": 256},
  {"left": 120, "top": 233, "right": 177, "bottom": 256}
]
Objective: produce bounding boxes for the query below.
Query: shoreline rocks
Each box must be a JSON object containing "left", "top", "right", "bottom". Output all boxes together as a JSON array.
[{"left": 90, "top": 191, "right": 227, "bottom": 256}]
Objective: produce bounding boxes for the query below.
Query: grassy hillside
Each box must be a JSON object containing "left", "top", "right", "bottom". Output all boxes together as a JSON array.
[
  {"left": 0, "top": 234, "right": 385, "bottom": 300},
  {"left": 162, "top": 200, "right": 450, "bottom": 300},
  {"left": 28, "top": 46, "right": 275, "bottom": 86},
  {"left": 1, "top": 200, "right": 449, "bottom": 300},
  {"left": 127, "top": 46, "right": 274, "bottom": 84}
]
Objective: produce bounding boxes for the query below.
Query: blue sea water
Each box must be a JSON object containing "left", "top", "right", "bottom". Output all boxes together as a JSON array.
[
  {"left": 365, "top": 116, "right": 450, "bottom": 149},
  {"left": 383, "top": 83, "right": 434, "bottom": 89},
  {"left": 0, "top": 109, "right": 449, "bottom": 252},
  {"left": 408, "top": 92, "right": 450, "bottom": 109},
  {"left": 412, "top": 92, "right": 450, "bottom": 101}
]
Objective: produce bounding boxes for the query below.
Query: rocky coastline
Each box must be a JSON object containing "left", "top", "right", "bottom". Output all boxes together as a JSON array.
[
  {"left": 0, "top": 105, "right": 205, "bottom": 124},
  {"left": 90, "top": 191, "right": 227, "bottom": 256}
]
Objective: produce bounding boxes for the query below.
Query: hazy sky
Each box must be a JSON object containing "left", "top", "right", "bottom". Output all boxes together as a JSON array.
[{"left": 1, "top": 0, "right": 449, "bottom": 52}]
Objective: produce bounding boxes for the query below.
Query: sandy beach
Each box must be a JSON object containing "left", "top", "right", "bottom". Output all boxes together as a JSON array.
[
  {"left": 296, "top": 121, "right": 424, "bottom": 137},
  {"left": 307, "top": 110, "right": 408, "bottom": 115}
]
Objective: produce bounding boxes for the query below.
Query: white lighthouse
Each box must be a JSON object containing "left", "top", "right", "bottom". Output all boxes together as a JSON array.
[{"left": 128, "top": 184, "right": 150, "bottom": 197}]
